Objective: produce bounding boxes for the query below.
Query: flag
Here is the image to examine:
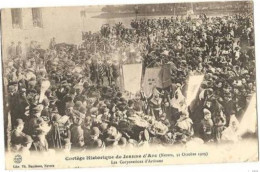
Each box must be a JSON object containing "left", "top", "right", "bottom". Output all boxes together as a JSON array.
[
  {"left": 186, "top": 75, "right": 204, "bottom": 105},
  {"left": 122, "top": 64, "right": 142, "bottom": 94},
  {"left": 143, "top": 64, "right": 171, "bottom": 97}
]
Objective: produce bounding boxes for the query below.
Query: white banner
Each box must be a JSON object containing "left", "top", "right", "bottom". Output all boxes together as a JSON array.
[
  {"left": 186, "top": 75, "right": 204, "bottom": 106},
  {"left": 39, "top": 80, "right": 51, "bottom": 103},
  {"left": 122, "top": 64, "right": 142, "bottom": 94},
  {"left": 239, "top": 93, "right": 257, "bottom": 135}
]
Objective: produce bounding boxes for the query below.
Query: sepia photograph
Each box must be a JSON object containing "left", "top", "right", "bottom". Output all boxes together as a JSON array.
[{"left": 0, "top": 0, "right": 258, "bottom": 170}]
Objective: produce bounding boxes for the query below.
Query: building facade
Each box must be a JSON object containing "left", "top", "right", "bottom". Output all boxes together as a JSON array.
[{"left": 1, "top": 7, "right": 87, "bottom": 60}]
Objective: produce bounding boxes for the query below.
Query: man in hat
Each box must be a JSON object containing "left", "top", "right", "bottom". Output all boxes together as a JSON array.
[
  {"left": 100, "top": 107, "right": 111, "bottom": 123},
  {"left": 20, "top": 135, "right": 33, "bottom": 155},
  {"left": 41, "top": 98, "right": 51, "bottom": 121},
  {"left": 8, "top": 83, "right": 20, "bottom": 128},
  {"left": 82, "top": 116, "right": 92, "bottom": 146},
  {"left": 46, "top": 114, "right": 62, "bottom": 149},
  {"left": 213, "top": 110, "right": 226, "bottom": 142},
  {"left": 25, "top": 105, "right": 44, "bottom": 136},
  {"left": 88, "top": 127, "right": 103, "bottom": 149},
  {"left": 30, "top": 118, "right": 50, "bottom": 153}
]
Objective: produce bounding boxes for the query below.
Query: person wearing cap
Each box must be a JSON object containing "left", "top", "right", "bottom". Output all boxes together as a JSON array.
[
  {"left": 29, "top": 104, "right": 44, "bottom": 120},
  {"left": 46, "top": 114, "right": 62, "bottom": 149},
  {"left": 30, "top": 130, "right": 49, "bottom": 153},
  {"left": 213, "top": 110, "right": 226, "bottom": 142},
  {"left": 8, "top": 83, "right": 20, "bottom": 128},
  {"left": 11, "top": 119, "right": 26, "bottom": 152},
  {"left": 74, "top": 101, "right": 82, "bottom": 111},
  {"left": 118, "top": 137, "right": 128, "bottom": 148},
  {"left": 70, "top": 114, "right": 85, "bottom": 150},
  {"left": 90, "top": 107, "right": 103, "bottom": 126},
  {"left": 29, "top": 116, "right": 51, "bottom": 153},
  {"left": 20, "top": 135, "right": 33, "bottom": 155},
  {"left": 100, "top": 107, "right": 111, "bottom": 123},
  {"left": 199, "top": 108, "right": 214, "bottom": 143},
  {"left": 82, "top": 116, "right": 92, "bottom": 147},
  {"left": 105, "top": 126, "right": 122, "bottom": 147},
  {"left": 175, "top": 111, "right": 194, "bottom": 137},
  {"left": 88, "top": 127, "right": 102, "bottom": 149},
  {"left": 158, "top": 111, "right": 171, "bottom": 128},
  {"left": 41, "top": 98, "right": 51, "bottom": 122}
]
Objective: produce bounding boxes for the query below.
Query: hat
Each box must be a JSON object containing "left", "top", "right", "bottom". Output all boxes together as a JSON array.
[
  {"left": 42, "top": 98, "right": 49, "bottom": 106},
  {"left": 118, "top": 137, "right": 127, "bottom": 146},
  {"left": 22, "top": 135, "right": 33, "bottom": 145},
  {"left": 119, "top": 97, "right": 127, "bottom": 103},
  {"left": 32, "top": 105, "right": 44, "bottom": 114},
  {"left": 79, "top": 106, "right": 87, "bottom": 114},
  {"left": 99, "top": 122, "right": 108, "bottom": 132},
  {"left": 14, "top": 118, "right": 24, "bottom": 126},
  {"left": 203, "top": 108, "right": 211, "bottom": 115},
  {"left": 126, "top": 109, "right": 135, "bottom": 117},
  {"left": 52, "top": 114, "right": 61, "bottom": 122},
  {"left": 74, "top": 101, "right": 82, "bottom": 108},
  {"left": 8, "top": 85, "right": 17, "bottom": 92},
  {"left": 93, "top": 139, "right": 103, "bottom": 148},
  {"left": 91, "top": 127, "right": 100, "bottom": 137}
]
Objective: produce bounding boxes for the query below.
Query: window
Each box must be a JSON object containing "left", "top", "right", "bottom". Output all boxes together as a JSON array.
[
  {"left": 11, "top": 8, "right": 22, "bottom": 29},
  {"left": 32, "top": 8, "right": 43, "bottom": 27}
]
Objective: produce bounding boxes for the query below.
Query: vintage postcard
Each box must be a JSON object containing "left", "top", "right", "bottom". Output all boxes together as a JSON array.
[{"left": 0, "top": 0, "right": 258, "bottom": 170}]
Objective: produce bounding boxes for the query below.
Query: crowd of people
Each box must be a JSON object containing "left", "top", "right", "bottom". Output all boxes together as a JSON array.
[{"left": 4, "top": 12, "right": 256, "bottom": 155}]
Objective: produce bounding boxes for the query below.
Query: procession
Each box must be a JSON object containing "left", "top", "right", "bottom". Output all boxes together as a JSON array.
[{"left": 3, "top": 6, "right": 257, "bottom": 156}]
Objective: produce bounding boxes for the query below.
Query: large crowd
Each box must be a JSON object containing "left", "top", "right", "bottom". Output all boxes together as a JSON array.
[{"left": 4, "top": 12, "right": 256, "bottom": 155}]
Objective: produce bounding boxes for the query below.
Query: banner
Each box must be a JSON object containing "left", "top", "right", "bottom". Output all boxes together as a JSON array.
[
  {"left": 186, "top": 75, "right": 204, "bottom": 105},
  {"left": 143, "top": 64, "right": 171, "bottom": 97},
  {"left": 122, "top": 64, "right": 142, "bottom": 94},
  {"left": 39, "top": 80, "right": 51, "bottom": 103},
  {"left": 239, "top": 93, "right": 257, "bottom": 135}
]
